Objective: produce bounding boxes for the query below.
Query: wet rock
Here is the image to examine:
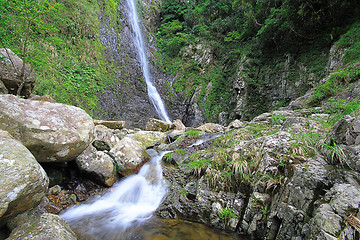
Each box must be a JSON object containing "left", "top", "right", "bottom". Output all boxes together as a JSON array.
[
  {"left": 173, "top": 119, "right": 186, "bottom": 131},
  {"left": 131, "top": 130, "right": 167, "bottom": 148},
  {"left": 197, "top": 123, "right": 225, "bottom": 133},
  {"left": 0, "top": 48, "right": 36, "bottom": 98},
  {"left": 93, "top": 125, "right": 120, "bottom": 151},
  {"left": 110, "top": 137, "right": 150, "bottom": 176},
  {"left": 0, "top": 130, "right": 49, "bottom": 226},
  {"left": 0, "top": 94, "right": 95, "bottom": 162},
  {"left": 94, "top": 120, "right": 125, "bottom": 130},
  {"left": 6, "top": 213, "right": 77, "bottom": 240},
  {"left": 76, "top": 145, "right": 117, "bottom": 187},
  {"left": 145, "top": 118, "right": 172, "bottom": 132}
]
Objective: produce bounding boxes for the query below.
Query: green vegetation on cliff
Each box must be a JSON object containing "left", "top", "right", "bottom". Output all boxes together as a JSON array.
[
  {"left": 156, "top": 0, "right": 360, "bottom": 122},
  {"left": 0, "top": 0, "right": 118, "bottom": 115}
]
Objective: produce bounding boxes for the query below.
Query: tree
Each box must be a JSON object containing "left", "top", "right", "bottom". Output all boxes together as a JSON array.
[{"left": 0, "top": 0, "right": 59, "bottom": 96}]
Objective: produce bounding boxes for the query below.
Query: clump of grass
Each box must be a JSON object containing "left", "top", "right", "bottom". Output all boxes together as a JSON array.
[
  {"left": 163, "top": 153, "right": 173, "bottom": 164},
  {"left": 218, "top": 207, "right": 236, "bottom": 228},
  {"left": 185, "top": 129, "right": 201, "bottom": 139},
  {"left": 270, "top": 113, "right": 286, "bottom": 125},
  {"left": 174, "top": 149, "right": 186, "bottom": 155},
  {"left": 321, "top": 140, "right": 351, "bottom": 169}
]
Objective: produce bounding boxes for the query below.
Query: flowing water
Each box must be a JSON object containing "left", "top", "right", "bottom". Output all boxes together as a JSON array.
[
  {"left": 126, "top": 0, "right": 171, "bottom": 123},
  {"left": 61, "top": 151, "right": 168, "bottom": 239},
  {"left": 61, "top": 149, "right": 248, "bottom": 240}
]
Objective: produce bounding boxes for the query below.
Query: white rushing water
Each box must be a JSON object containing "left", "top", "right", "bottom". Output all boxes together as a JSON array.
[
  {"left": 61, "top": 151, "right": 168, "bottom": 239},
  {"left": 126, "top": 0, "right": 171, "bottom": 123}
]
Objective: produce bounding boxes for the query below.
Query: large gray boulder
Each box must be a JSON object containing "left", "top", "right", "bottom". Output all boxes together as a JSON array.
[
  {"left": 0, "top": 48, "right": 36, "bottom": 98},
  {"left": 109, "top": 137, "right": 150, "bottom": 176},
  {"left": 131, "top": 130, "right": 167, "bottom": 148},
  {"left": 0, "top": 94, "right": 95, "bottom": 162},
  {"left": 0, "top": 130, "right": 49, "bottom": 226},
  {"left": 145, "top": 118, "right": 172, "bottom": 132},
  {"left": 6, "top": 213, "right": 77, "bottom": 240},
  {"left": 92, "top": 124, "right": 120, "bottom": 151},
  {"left": 76, "top": 145, "right": 117, "bottom": 187}
]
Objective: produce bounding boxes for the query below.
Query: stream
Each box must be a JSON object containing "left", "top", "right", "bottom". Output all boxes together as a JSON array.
[{"left": 61, "top": 150, "right": 248, "bottom": 240}]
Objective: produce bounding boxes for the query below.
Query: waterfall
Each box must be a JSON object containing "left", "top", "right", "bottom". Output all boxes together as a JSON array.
[
  {"left": 61, "top": 151, "right": 168, "bottom": 239},
  {"left": 126, "top": 0, "right": 171, "bottom": 123}
]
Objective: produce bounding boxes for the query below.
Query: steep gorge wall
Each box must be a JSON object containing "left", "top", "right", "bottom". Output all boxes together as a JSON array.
[{"left": 94, "top": 0, "right": 185, "bottom": 128}]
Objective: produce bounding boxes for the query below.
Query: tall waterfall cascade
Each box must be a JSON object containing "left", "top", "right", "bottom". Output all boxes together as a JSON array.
[{"left": 126, "top": 0, "right": 171, "bottom": 123}]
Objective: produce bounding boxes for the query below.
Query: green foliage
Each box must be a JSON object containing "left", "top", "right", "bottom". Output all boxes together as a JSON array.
[
  {"left": 270, "top": 113, "right": 286, "bottom": 125},
  {"left": 174, "top": 149, "right": 186, "bottom": 155},
  {"left": 163, "top": 153, "right": 173, "bottom": 163},
  {"left": 0, "top": 0, "right": 117, "bottom": 115},
  {"left": 321, "top": 140, "right": 350, "bottom": 169},
  {"left": 185, "top": 129, "right": 201, "bottom": 138},
  {"left": 218, "top": 207, "right": 236, "bottom": 227}
]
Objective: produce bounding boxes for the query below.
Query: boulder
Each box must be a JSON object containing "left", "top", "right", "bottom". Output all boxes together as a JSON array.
[
  {"left": 131, "top": 131, "right": 167, "bottom": 148},
  {"left": 173, "top": 119, "right": 186, "bottom": 131},
  {"left": 0, "top": 48, "right": 36, "bottom": 98},
  {"left": 94, "top": 120, "right": 125, "bottom": 130},
  {"left": 0, "top": 130, "right": 49, "bottom": 226},
  {"left": 76, "top": 145, "right": 117, "bottom": 187},
  {"left": 145, "top": 118, "right": 172, "bottom": 132},
  {"left": 0, "top": 94, "right": 95, "bottom": 162},
  {"left": 109, "top": 137, "right": 150, "bottom": 176},
  {"left": 93, "top": 125, "right": 120, "bottom": 151},
  {"left": 197, "top": 123, "right": 225, "bottom": 133},
  {"left": 226, "top": 119, "right": 243, "bottom": 131},
  {"left": 327, "top": 115, "right": 360, "bottom": 146},
  {"left": 7, "top": 213, "right": 77, "bottom": 240},
  {"left": 0, "top": 80, "right": 7, "bottom": 94}
]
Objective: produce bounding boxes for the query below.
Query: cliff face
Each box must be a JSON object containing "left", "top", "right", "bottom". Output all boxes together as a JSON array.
[{"left": 94, "top": 0, "right": 185, "bottom": 128}]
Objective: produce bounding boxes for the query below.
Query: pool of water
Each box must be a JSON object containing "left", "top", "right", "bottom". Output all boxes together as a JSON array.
[{"left": 71, "top": 216, "right": 249, "bottom": 240}]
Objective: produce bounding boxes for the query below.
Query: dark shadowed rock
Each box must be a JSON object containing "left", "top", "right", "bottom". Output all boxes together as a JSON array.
[{"left": 0, "top": 48, "right": 36, "bottom": 98}]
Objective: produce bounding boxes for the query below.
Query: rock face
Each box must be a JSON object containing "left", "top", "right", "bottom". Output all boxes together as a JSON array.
[
  {"left": 76, "top": 145, "right": 117, "bottom": 187},
  {"left": 109, "top": 137, "right": 150, "bottom": 176},
  {"left": 0, "top": 48, "right": 36, "bottom": 98},
  {"left": 0, "top": 130, "right": 49, "bottom": 226},
  {"left": 0, "top": 94, "right": 95, "bottom": 162},
  {"left": 7, "top": 213, "right": 77, "bottom": 240}
]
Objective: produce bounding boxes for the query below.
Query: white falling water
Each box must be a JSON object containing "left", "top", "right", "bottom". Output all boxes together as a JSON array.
[
  {"left": 126, "top": 0, "right": 171, "bottom": 123},
  {"left": 60, "top": 151, "right": 168, "bottom": 239}
]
